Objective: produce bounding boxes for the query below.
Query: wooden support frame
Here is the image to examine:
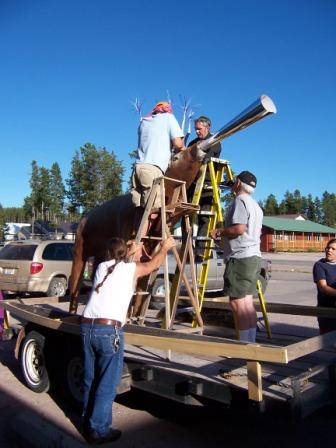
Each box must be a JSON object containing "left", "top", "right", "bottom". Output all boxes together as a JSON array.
[
  {"left": 2, "top": 297, "right": 336, "bottom": 407},
  {"left": 3, "top": 298, "right": 336, "bottom": 364},
  {"left": 202, "top": 297, "right": 336, "bottom": 318},
  {"left": 247, "top": 361, "right": 263, "bottom": 402}
]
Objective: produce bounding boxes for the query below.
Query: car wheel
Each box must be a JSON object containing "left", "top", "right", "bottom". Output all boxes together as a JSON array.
[
  {"left": 20, "top": 331, "right": 50, "bottom": 393},
  {"left": 150, "top": 278, "right": 172, "bottom": 310},
  {"left": 47, "top": 277, "right": 67, "bottom": 297}
]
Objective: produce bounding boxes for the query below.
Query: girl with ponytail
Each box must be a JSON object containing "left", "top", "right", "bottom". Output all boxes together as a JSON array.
[{"left": 80, "top": 235, "right": 175, "bottom": 444}]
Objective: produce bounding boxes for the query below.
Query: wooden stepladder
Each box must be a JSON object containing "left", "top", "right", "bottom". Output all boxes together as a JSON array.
[{"left": 133, "top": 176, "right": 204, "bottom": 331}]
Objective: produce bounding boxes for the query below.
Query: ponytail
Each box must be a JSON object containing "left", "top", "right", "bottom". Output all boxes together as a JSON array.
[{"left": 94, "top": 237, "right": 128, "bottom": 294}]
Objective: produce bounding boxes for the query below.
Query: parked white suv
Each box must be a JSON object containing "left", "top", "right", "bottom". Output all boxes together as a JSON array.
[{"left": 0, "top": 240, "right": 74, "bottom": 297}]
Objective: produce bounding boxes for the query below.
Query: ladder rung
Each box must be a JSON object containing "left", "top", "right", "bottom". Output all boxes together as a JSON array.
[
  {"left": 197, "top": 210, "right": 215, "bottom": 216},
  {"left": 177, "top": 306, "right": 194, "bottom": 314},
  {"left": 209, "top": 157, "right": 230, "bottom": 165},
  {"left": 133, "top": 291, "right": 150, "bottom": 296},
  {"left": 141, "top": 235, "right": 163, "bottom": 240},
  {"left": 161, "top": 176, "right": 186, "bottom": 185},
  {"left": 165, "top": 202, "right": 199, "bottom": 211}
]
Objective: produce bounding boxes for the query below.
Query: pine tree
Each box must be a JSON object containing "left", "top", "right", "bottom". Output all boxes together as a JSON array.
[
  {"left": 49, "top": 162, "right": 65, "bottom": 223},
  {"left": 322, "top": 192, "right": 336, "bottom": 227},
  {"left": 66, "top": 143, "right": 124, "bottom": 213},
  {"left": 314, "top": 197, "right": 323, "bottom": 224},
  {"left": 263, "top": 194, "right": 279, "bottom": 215}
]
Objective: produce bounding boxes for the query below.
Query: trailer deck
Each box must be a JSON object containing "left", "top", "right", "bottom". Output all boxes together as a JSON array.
[{"left": 1, "top": 295, "right": 336, "bottom": 420}]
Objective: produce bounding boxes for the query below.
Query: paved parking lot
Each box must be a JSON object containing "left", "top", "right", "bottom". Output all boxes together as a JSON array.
[{"left": 0, "top": 251, "right": 335, "bottom": 447}]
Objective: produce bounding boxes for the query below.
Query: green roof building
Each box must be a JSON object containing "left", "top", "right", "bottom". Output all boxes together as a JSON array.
[{"left": 261, "top": 216, "right": 336, "bottom": 252}]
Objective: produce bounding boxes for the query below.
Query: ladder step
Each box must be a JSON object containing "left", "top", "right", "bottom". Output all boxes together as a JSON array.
[
  {"left": 141, "top": 235, "right": 163, "bottom": 240},
  {"left": 176, "top": 306, "right": 194, "bottom": 314},
  {"left": 165, "top": 202, "right": 199, "bottom": 212},
  {"left": 196, "top": 210, "right": 215, "bottom": 216},
  {"left": 209, "top": 157, "right": 230, "bottom": 165}
]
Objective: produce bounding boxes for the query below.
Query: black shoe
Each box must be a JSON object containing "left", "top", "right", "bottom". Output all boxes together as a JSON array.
[{"left": 86, "top": 428, "right": 122, "bottom": 445}]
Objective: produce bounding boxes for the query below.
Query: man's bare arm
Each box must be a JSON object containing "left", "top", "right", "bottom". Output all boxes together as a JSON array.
[
  {"left": 171, "top": 137, "right": 184, "bottom": 152},
  {"left": 317, "top": 279, "right": 336, "bottom": 297},
  {"left": 210, "top": 223, "right": 246, "bottom": 240}
]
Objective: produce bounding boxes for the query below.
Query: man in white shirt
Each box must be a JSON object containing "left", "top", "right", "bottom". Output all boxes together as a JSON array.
[{"left": 131, "top": 102, "right": 184, "bottom": 237}]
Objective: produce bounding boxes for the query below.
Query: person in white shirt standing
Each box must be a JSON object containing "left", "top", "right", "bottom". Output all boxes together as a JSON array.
[{"left": 81, "top": 236, "right": 175, "bottom": 444}]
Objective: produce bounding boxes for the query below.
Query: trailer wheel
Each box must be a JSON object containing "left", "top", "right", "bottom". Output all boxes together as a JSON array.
[
  {"left": 20, "top": 331, "right": 50, "bottom": 393},
  {"left": 64, "top": 351, "right": 84, "bottom": 407}
]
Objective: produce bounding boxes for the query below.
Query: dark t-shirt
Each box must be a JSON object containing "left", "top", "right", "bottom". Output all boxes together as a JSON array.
[
  {"left": 313, "top": 258, "right": 336, "bottom": 331},
  {"left": 313, "top": 258, "right": 336, "bottom": 306},
  {"left": 187, "top": 134, "right": 222, "bottom": 199}
]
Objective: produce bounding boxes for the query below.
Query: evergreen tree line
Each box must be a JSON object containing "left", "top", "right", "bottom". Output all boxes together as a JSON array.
[
  {"left": 260, "top": 190, "right": 336, "bottom": 227},
  {"left": 1, "top": 144, "right": 336, "bottom": 235},
  {"left": 0, "top": 143, "right": 124, "bottom": 236}
]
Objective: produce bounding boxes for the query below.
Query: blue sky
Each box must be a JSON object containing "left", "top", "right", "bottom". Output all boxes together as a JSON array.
[{"left": 0, "top": 0, "right": 335, "bottom": 208}]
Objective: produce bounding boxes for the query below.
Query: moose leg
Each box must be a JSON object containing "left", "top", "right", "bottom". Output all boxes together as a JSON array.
[
  {"left": 129, "top": 276, "right": 150, "bottom": 318},
  {"left": 69, "top": 227, "right": 87, "bottom": 314}
]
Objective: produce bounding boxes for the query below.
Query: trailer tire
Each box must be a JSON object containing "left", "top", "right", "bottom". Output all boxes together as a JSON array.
[
  {"left": 20, "top": 331, "right": 50, "bottom": 393},
  {"left": 63, "top": 350, "right": 84, "bottom": 407}
]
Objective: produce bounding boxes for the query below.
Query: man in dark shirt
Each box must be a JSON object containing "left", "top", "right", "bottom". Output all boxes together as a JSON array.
[
  {"left": 313, "top": 238, "right": 336, "bottom": 334},
  {"left": 187, "top": 116, "right": 222, "bottom": 257}
]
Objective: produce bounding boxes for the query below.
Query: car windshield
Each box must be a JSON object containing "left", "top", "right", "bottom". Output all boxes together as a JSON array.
[{"left": 0, "top": 244, "right": 37, "bottom": 260}]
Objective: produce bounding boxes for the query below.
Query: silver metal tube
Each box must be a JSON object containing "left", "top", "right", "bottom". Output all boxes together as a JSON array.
[{"left": 198, "top": 95, "right": 277, "bottom": 152}]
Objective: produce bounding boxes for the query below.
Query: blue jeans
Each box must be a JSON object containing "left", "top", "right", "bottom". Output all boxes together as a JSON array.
[{"left": 80, "top": 323, "right": 124, "bottom": 436}]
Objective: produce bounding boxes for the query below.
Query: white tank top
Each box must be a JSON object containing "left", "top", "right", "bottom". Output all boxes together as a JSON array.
[{"left": 83, "top": 260, "right": 136, "bottom": 325}]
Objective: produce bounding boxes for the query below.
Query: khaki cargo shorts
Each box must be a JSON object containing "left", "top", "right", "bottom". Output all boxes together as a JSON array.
[
  {"left": 131, "top": 163, "right": 163, "bottom": 209},
  {"left": 223, "top": 256, "right": 261, "bottom": 298}
]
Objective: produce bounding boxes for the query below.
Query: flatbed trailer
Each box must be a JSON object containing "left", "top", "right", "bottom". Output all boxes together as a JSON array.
[{"left": 1, "top": 296, "right": 336, "bottom": 420}]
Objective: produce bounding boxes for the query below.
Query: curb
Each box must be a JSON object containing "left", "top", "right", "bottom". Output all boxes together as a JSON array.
[{"left": 271, "top": 267, "right": 311, "bottom": 274}]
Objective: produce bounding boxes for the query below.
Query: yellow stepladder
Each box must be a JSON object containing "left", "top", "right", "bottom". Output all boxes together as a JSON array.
[
  {"left": 256, "top": 279, "right": 272, "bottom": 339},
  {"left": 3, "top": 309, "right": 10, "bottom": 330},
  {"left": 191, "top": 158, "right": 234, "bottom": 327}
]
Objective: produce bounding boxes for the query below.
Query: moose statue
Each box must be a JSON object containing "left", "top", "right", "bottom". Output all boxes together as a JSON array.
[{"left": 69, "top": 95, "right": 276, "bottom": 314}]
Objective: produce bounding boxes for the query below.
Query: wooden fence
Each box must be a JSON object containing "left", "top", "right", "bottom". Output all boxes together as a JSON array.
[{"left": 272, "top": 240, "right": 325, "bottom": 252}]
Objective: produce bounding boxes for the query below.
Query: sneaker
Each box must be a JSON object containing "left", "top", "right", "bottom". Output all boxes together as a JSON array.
[{"left": 86, "top": 428, "right": 122, "bottom": 445}]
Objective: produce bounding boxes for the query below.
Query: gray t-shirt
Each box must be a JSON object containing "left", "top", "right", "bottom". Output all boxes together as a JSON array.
[{"left": 223, "top": 193, "right": 263, "bottom": 259}]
